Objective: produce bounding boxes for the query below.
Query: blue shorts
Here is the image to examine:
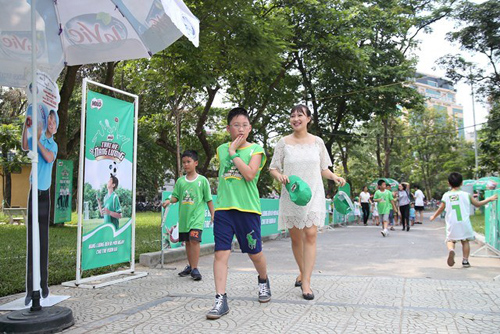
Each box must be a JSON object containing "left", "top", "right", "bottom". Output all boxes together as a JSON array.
[{"left": 214, "top": 210, "right": 262, "bottom": 254}]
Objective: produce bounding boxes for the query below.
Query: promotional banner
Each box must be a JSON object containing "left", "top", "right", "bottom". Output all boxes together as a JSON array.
[
  {"left": 260, "top": 199, "right": 280, "bottom": 236},
  {"left": 485, "top": 189, "right": 500, "bottom": 251},
  {"left": 54, "top": 160, "right": 73, "bottom": 224},
  {"left": 81, "top": 90, "right": 135, "bottom": 270},
  {"left": 24, "top": 71, "right": 61, "bottom": 149}
]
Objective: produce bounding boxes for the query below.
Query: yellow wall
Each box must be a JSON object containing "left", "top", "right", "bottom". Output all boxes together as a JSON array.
[{"left": 0, "top": 165, "right": 32, "bottom": 208}]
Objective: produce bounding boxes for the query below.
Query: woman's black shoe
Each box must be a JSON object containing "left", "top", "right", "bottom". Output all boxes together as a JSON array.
[
  {"left": 301, "top": 286, "right": 314, "bottom": 300},
  {"left": 295, "top": 278, "right": 302, "bottom": 287}
]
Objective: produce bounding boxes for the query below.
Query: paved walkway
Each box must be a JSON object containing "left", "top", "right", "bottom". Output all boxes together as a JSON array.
[{"left": 1, "top": 213, "right": 499, "bottom": 333}]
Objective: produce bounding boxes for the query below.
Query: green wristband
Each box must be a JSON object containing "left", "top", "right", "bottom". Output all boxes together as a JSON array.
[{"left": 229, "top": 153, "right": 240, "bottom": 160}]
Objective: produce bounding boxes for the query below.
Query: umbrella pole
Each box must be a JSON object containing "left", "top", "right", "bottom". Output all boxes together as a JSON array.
[
  {"left": 30, "top": 0, "right": 41, "bottom": 312},
  {"left": 0, "top": 1, "right": 74, "bottom": 332}
]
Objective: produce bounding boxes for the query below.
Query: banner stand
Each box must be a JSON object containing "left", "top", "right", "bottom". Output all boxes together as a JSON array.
[
  {"left": 62, "top": 270, "right": 147, "bottom": 289},
  {"left": 471, "top": 244, "right": 500, "bottom": 259},
  {"left": 65, "top": 78, "right": 146, "bottom": 289}
]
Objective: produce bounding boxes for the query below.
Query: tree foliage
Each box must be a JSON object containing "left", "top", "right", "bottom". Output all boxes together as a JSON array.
[{"left": 3, "top": 0, "right": 475, "bottom": 204}]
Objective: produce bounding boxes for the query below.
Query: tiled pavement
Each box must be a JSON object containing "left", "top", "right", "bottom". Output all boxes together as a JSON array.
[
  {"left": 2, "top": 269, "right": 498, "bottom": 333},
  {"left": 1, "top": 213, "right": 499, "bottom": 333}
]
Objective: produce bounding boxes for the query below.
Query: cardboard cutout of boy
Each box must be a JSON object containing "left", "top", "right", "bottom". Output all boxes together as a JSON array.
[{"left": 21, "top": 72, "right": 60, "bottom": 306}]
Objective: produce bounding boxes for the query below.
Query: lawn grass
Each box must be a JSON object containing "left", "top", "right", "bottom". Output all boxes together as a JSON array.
[
  {"left": 470, "top": 210, "right": 486, "bottom": 235},
  {"left": 0, "top": 211, "right": 162, "bottom": 297}
]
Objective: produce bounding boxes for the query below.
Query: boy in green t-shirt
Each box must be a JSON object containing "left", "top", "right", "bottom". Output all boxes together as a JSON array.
[
  {"left": 373, "top": 179, "right": 397, "bottom": 237},
  {"left": 97, "top": 175, "right": 122, "bottom": 229},
  {"left": 163, "top": 150, "right": 214, "bottom": 281},
  {"left": 206, "top": 108, "right": 271, "bottom": 320}
]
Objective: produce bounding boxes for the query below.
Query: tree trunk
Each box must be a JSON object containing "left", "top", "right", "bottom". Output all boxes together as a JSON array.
[
  {"left": 56, "top": 65, "right": 81, "bottom": 160},
  {"left": 382, "top": 117, "right": 392, "bottom": 177},
  {"left": 196, "top": 87, "right": 219, "bottom": 175},
  {"left": 1, "top": 149, "right": 11, "bottom": 206},
  {"left": 376, "top": 134, "right": 383, "bottom": 177},
  {"left": 5, "top": 171, "right": 11, "bottom": 207},
  {"left": 175, "top": 110, "right": 181, "bottom": 178},
  {"left": 295, "top": 52, "right": 320, "bottom": 134}
]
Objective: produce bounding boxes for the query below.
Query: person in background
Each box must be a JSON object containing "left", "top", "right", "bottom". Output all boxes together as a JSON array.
[
  {"left": 359, "top": 186, "right": 371, "bottom": 226},
  {"left": 409, "top": 203, "right": 416, "bottom": 226},
  {"left": 353, "top": 197, "right": 361, "bottom": 224},
  {"left": 413, "top": 185, "right": 425, "bottom": 224},
  {"left": 373, "top": 180, "right": 397, "bottom": 237},
  {"left": 430, "top": 172, "right": 497, "bottom": 268},
  {"left": 397, "top": 183, "right": 411, "bottom": 232}
]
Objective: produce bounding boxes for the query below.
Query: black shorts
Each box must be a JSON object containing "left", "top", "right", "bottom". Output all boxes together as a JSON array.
[
  {"left": 178, "top": 229, "right": 203, "bottom": 242},
  {"left": 415, "top": 206, "right": 424, "bottom": 211}
]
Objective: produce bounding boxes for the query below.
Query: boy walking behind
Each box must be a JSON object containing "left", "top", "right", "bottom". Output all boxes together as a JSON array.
[
  {"left": 373, "top": 180, "right": 397, "bottom": 237},
  {"left": 163, "top": 150, "right": 214, "bottom": 281},
  {"left": 206, "top": 107, "right": 271, "bottom": 320},
  {"left": 430, "top": 172, "right": 497, "bottom": 267}
]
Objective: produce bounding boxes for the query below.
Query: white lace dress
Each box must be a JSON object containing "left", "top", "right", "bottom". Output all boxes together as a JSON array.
[{"left": 269, "top": 136, "right": 332, "bottom": 230}]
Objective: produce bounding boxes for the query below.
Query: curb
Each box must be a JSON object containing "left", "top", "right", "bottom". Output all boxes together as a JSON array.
[{"left": 139, "top": 232, "right": 287, "bottom": 268}]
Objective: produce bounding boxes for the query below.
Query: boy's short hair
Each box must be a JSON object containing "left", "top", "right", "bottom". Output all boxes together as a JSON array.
[
  {"left": 448, "top": 172, "right": 463, "bottom": 188},
  {"left": 227, "top": 107, "right": 250, "bottom": 124},
  {"left": 181, "top": 150, "right": 199, "bottom": 161},
  {"left": 49, "top": 109, "right": 59, "bottom": 129},
  {"left": 110, "top": 174, "right": 119, "bottom": 190},
  {"left": 377, "top": 179, "right": 386, "bottom": 187}
]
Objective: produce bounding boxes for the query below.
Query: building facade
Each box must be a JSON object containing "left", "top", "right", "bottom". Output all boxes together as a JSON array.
[{"left": 414, "top": 73, "right": 465, "bottom": 138}]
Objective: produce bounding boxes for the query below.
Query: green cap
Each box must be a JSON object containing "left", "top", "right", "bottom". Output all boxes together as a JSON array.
[{"left": 285, "top": 175, "right": 312, "bottom": 206}]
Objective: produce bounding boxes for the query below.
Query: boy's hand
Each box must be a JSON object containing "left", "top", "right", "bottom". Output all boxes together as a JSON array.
[
  {"left": 490, "top": 194, "right": 498, "bottom": 202},
  {"left": 430, "top": 215, "right": 435, "bottom": 221},
  {"left": 229, "top": 135, "right": 245, "bottom": 155},
  {"left": 162, "top": 200, "right": 170, "bottom": 208}
]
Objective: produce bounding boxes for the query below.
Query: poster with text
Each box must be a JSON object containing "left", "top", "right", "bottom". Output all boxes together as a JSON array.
[
  {"left": 54, "top": 160, "right": 73, "bottom": 224},
  {"left": 82, "top": 91, "right": 134, "bottom": 270}
]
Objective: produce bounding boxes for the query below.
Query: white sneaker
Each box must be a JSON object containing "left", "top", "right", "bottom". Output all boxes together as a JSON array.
[
  {"left": 381, "top": 230, "right": 386, "bottom": 237},
  {"left": 385, "top": 229, "right": 389, "bottom": 236}
]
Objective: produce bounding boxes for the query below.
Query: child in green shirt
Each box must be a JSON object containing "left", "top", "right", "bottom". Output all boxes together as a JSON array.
[
  {"left": 163, "top": 150, "right": 214, "bottom": 281},
  {"left": 373, "top": 179, "right": 397, "bottom": 237},
  {"left": 97, "top": 175, "right": 122, "bottom": 229},
  {"left": 206, "top": 108, "right": 271, "bottom": 320}
]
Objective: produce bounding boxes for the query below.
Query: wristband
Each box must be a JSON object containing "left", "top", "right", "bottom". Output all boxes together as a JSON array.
[{"left": 229, "top": 153, "right": 240, "bottom": 160}]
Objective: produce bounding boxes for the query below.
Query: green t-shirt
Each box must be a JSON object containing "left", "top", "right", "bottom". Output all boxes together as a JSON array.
[
  {"left": 103, "top": 191, "right": 121, "bottom": 228},
  {"left": 373, "top": 189, "right": 394, "bottom": 215},
  {"left": 171, "top": 174, "right": 212, "bottom": 232},
  {"left": 215, "top": 142, "right": 266, "bottom": 215}
]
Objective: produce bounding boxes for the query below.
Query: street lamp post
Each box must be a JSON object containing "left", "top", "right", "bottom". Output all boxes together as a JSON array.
[{"left": 469, "top": 75, "right": 479, "bottom": 179}]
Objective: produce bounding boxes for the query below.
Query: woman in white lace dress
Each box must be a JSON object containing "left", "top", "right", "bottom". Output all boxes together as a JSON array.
[{"left": 269, "top": 104, "right": 345, "bottom": 300}]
